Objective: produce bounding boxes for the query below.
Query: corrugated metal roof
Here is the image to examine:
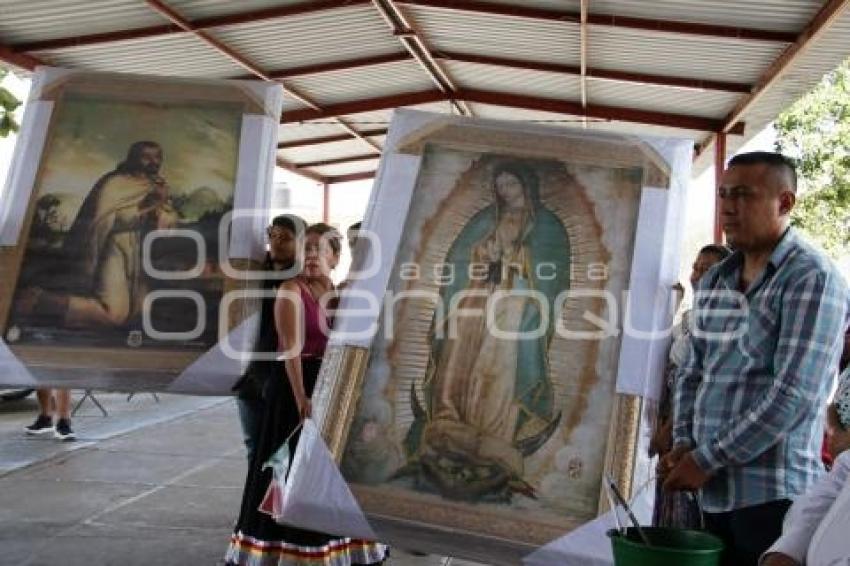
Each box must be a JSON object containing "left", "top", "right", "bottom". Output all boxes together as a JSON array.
[
  {"left": 279, "top": 137, "right": 386, "bottom": 164},
  {"left": 578, "top": 0, "right": 820, "bottom": 32},
  {"left": 468, "top": 102, "right": 704, "bottom": 150},
  {"left": 467, "top": 102, "right": 582, "bottom": 124},
  {"left": 282, "top": 95, "right": 313, "bottom": 115},
  {"left": 587, "top": 78, "right": 741, "bottom": 119},
  {"left": 336, "top": 101, "right": 456, "bottom": 126},
  {"left": 170, "top": 0, "right": 307, "bottom": 20},
  {"left": 286, "top": 60, "right": 435, "bottom": 107},
  {"left": 694, "top": 8, "right": 850, "bottom": 172},
  {"left": 442, "top": 0, "right": 582, "bottom": 11},
  {"left": 590, "top": 26, "right": 790, "bottom": 84},
  {"left": 443, "top": 60, "right": 581, "bottom": 101},
  {"left": 38, "top": 35, "right": 246, "bottom": 78},
  {"left": 406, "top": 101, "right": 456, "bottom": 115},
  {"left": 0, "top": 0, "right": 164, "bottom": 44},
  {"left": 403, "top": 4, "right": 580, "bottom": 65},
  {"left": 410, "top": 0, "right": 819, "bottom": 33},
  {"left": 1, "top": 0, "right": 848, "bottom": 184},
  {"left": 278, "top": 122, "right": 348, "bottom": 143},
  {"left": 336, "top": 109, "right": 396, "bottom": 126},
  {"left": 312, "top": 158, "right": 381, "bottom": 177},
  {"left": 213, "top": 5, "right": 400, "bottom": 71},
  {"left": 581, "top": 119, "right": 703, "bottom": 146}
]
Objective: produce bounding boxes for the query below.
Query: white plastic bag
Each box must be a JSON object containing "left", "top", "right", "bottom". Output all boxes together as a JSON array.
[{"left": 274, "top": 419, "right": 376, "bottom": 540}]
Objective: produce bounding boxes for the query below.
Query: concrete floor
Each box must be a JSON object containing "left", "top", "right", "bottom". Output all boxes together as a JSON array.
[{"left": 0, "top": 392, "right": 485, "bottom": 566}]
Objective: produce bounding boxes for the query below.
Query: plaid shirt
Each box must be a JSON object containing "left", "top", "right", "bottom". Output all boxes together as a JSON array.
[{"left": 673, "top": 228, "right": 849, "bottom": 512}]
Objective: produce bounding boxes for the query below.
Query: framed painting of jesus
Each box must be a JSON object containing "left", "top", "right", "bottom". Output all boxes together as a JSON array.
[{"left": 0, "top": 68, "right": 281, "bottom": 392}]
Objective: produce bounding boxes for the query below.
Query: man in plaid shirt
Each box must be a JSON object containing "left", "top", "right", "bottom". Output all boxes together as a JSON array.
[{"left": 661, "top": 151, "right": 849, "bottom": 565}]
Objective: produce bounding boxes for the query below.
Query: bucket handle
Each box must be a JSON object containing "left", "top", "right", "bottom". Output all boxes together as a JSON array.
[
  {"left": 610, "top": 474, "right": 705, "bottom": 535},
  {"left": 604, "top": 473, "right": 652, "bottom": 545}
]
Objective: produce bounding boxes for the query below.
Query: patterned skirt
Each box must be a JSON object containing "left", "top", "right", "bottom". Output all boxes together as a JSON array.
[
  {"left": 225, "top": 533, "right": 387, "bottom": 566},
  {"left": 225, "top": 358, "right": 388, "bottom": 566}
]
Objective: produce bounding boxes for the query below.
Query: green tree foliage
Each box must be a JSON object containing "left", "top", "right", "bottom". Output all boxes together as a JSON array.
[
  {"left": 775, "top": 59, "right": 850, "bottom": 258},
  {"left": 0, "top": 68, "right": 22, "bottom": 137}
]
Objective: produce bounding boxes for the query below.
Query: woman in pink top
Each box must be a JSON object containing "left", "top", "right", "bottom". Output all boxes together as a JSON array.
[{"left": 226, "top": 223, "right": 388, "bottom": 566}]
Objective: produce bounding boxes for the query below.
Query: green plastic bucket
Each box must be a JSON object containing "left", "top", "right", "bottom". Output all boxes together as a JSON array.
[{"left": 608, "top": 527, "right": 724, "bottom": 566}]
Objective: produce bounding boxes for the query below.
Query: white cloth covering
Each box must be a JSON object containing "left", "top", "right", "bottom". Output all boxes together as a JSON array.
[{"left": 761, "top": 450, "right": 850, "bottom": 565}]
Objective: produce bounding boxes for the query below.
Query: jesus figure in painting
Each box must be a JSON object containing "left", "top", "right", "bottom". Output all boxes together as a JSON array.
[{"left": 14, "top": 141, "right": 178, "bottom": 329}]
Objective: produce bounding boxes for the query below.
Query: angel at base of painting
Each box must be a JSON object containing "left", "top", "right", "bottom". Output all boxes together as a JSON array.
[{"left": 397, "top": 161, "right": 570, "bottom": 503}]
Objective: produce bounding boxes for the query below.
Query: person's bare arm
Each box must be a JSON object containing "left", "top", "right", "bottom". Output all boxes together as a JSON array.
[{"left": 274, "top": 280, "right": 310, "bottom": 419}]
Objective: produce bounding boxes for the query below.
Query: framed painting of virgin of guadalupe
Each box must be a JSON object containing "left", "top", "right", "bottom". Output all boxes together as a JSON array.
[{"left": 313, "top": 110, "right": 687, "bottom": 563}]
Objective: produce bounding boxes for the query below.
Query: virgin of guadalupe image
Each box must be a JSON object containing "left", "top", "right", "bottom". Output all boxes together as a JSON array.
[{"left": 398, "top": 160, "right": 571, "bottom": 503}]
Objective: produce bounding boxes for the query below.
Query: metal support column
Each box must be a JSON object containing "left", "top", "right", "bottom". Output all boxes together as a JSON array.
[
  {"left": 322, "top": 182, "right": 330, "bottom": 223},
  {"left": 713, "top": 132, "right": 727, "bottom": 244}
]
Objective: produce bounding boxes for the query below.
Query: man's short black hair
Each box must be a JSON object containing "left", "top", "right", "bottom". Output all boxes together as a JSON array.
[
  {"left": 269, "top": 214, "right": 306, "bottom": 235},
  {"left": 728, "top": 151, "right": 797, "bottom": 193},
  {"left": 348, "top": 221, "right": 362, "bottom": 233}
]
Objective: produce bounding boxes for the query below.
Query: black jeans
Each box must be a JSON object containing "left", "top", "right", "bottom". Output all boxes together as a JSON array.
[
  {"left": 704, "top": 499, "right": 792, "bottom": 566},
  {"left": 235, "top": 396, "right": 263, "bottom": 463}
]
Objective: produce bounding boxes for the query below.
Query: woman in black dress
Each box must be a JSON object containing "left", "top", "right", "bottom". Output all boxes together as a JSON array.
[{"left": 226, "top": 223, "right": 387, "bottom": 565}]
